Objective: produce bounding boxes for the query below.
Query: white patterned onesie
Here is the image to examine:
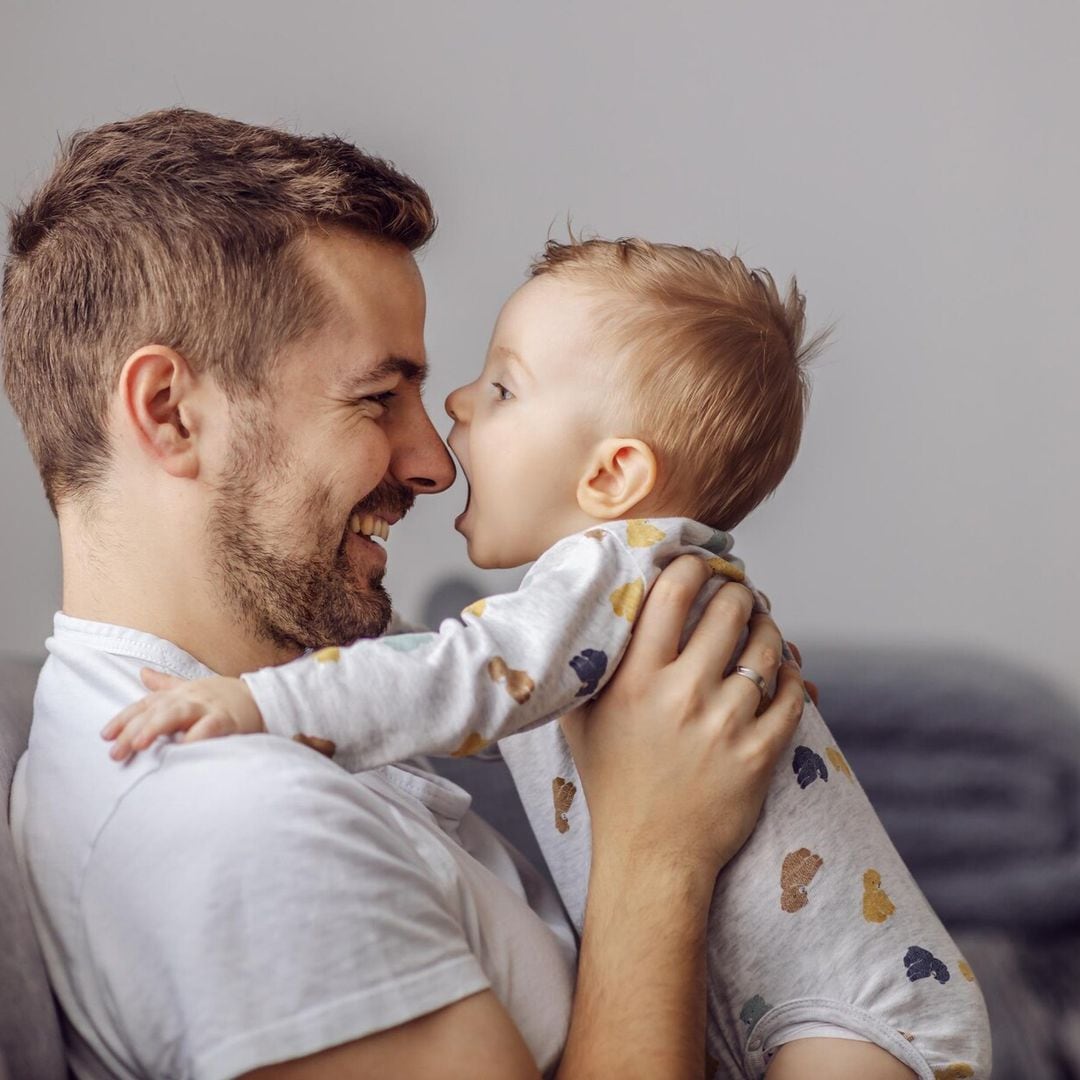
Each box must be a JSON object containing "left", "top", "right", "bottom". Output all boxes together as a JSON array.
[{"left": 243, "top": 517, "right": 990, "bottom": 1080}]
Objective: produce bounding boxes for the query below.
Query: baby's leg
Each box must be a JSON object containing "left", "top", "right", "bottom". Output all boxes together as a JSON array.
[
  {"left": 700, "top": 697, "right": 989, "bottom": 1078},
  {"left": 501, "top": 703, "right": 990, "bottom": 1080}
]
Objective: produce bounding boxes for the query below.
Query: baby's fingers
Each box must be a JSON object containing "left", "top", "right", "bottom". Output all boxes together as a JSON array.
[
  {"left": 180, "top": 714, "right": 238, "bottom": 743},
  {"left": 109, "top": 698, "right": 205, "bottom": 761},
  {"left": 140, "top": 667, "right": 186, "bottom": 692},
  {"left": 100, "top": 698, "right": 150, "bottom": 741}
]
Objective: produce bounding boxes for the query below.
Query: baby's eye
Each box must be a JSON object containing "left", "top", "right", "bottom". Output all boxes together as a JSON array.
[{"left": 491, "top": 382, "right": 514, "bottom": 402}]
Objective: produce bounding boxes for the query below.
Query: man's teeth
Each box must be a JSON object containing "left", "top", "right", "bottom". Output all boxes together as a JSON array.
[{"left": 348, "top": 513, "right": 391, "bottom": 542}]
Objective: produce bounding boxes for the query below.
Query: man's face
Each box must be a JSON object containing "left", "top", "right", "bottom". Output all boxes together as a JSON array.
[
  {"left": 445, "top": 275, "right": 612, "bottom": 569},
  {"left": 209, "top": 230, "right": 455, "bottom": 652}
]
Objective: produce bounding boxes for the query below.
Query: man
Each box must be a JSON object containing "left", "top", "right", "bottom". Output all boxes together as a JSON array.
[{"left": 3, "top": 110, "right": 903, "bottom": 1079}]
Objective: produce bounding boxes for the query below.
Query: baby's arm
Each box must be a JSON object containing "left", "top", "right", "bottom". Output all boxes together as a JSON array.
[
  {"left": 104, "top": 527, "right": 652, "bottom": 771},
  {"left": 242, "top": 527, "right": 650, "bottom": 771},
  {"left": 100, "top": 669, "right": 264, "bottom": 762}
]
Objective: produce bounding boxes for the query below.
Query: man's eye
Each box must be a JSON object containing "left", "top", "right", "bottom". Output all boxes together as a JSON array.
[
  {"left": 355, "top": 391, "right": 396, "bottom": 409},
  {"left": 491, "top": 382, "right": 514, "bottom": 402}
]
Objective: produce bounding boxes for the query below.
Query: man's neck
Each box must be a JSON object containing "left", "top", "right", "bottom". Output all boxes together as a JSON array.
[{"left": 58, "top": 511, "right": 299, "bottom": 677}]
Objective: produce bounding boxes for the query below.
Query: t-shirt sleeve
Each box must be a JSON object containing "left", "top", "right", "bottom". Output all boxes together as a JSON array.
[
  {"left": 77, "top": 742, "right": 491, "bottom": 1080},
  {"left": 241, "top": 525, "right": 648, "bottom": 772}
]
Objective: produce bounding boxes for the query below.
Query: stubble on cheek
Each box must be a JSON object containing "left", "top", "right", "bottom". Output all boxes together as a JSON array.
[{"left": 208, "top": 429, "right": 391, "bottom": 653}]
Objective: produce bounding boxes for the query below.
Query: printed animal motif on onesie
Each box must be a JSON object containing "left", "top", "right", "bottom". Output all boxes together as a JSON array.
[
  {"left": 904, "top": 946, "right": 950, "bottom": 984},
  {"left": 380, "top": 633, "right": 433, "bottom": 653},
  {"left": 625, "top": 519, "right": 667, "bottom": 547},
  {"left": 826, "top": 746, "right": 854, "bottom": 781},
  {"left": 292, "top": 733, "right": 336, "bottom": 758},
  {"left": 700, "top": 528, "right": 734, "bottom": 555},
  {"left": 780, "top": 848, "right": 823, "bottom": 912},
  {"left": 792, "top": 745, "right": 828, "bottom": 789},
  {"left": 552, "top": 777, "right": 577, "bottom": 834},
  {"left": 862, "top": 869, "right": 896, "bottom": 923},
  {"left": 707, "top": 557, "right": 746, "bottom": 582},
  {"left": 569, "top": 649, "right": 608, "bottom": 697},
  {"left": 933, "top": 1065, "right": 975, "bottom": 1080},
  {"left": 609, "top": 578, "right": 645, "bottom": 622},
  {"left": 487, "top": 656, "right": 535, "bottom": 703},
  {"left": 739, "top": 994, "right": 772, "bottom": 1031},
  {"left": 451, "top": 733, "right": 489, "bottom": 758}
]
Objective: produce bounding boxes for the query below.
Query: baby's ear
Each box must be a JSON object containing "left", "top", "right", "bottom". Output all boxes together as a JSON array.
[{"left": 576, "top": 438, "right": 657, "bottom": 519}]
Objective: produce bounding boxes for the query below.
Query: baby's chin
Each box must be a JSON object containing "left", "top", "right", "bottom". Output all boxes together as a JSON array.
[{"left": 465, "top": 533, "right": 537, "bottom": 572}]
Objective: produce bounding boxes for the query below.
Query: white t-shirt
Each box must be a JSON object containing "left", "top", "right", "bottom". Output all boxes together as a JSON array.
[{"left": 10, "top": 614, "right": 576, "bottom": 1080}]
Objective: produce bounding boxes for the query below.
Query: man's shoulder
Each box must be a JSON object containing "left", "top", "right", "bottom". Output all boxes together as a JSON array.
[{"left": 101, "top": 737, "right": 410, "bottom": 853}]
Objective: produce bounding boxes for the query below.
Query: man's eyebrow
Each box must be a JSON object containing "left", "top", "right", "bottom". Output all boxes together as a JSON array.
[{"left": 337, "top": 356, "right": 428, "bottom": 396}]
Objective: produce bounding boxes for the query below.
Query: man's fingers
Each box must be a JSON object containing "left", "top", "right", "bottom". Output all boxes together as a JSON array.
[
  {"left": 700, "top": 610, "right": 784, "bottom": 721},
  {"left": 140, "top": 667, "right": 185, "bottom": 691},
  {"left": 738, "top": 612, "right": 785, "bottom": 691},
  {"left": 623, "top": 555, "right": 712, "bottom": 669},
  {"left": 676, "top": 581, "right": 756, "bottom": 679},
  {"left": 753, "top": 660, "right": 805, "bottom": 756}
]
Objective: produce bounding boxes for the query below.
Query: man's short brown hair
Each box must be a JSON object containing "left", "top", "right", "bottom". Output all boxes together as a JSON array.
[
  {"left": 2, "top": 108, "right": 435, "bottom": 513},
  {"left": 530, "top": 237, "right": 829, "bottom": 531}
]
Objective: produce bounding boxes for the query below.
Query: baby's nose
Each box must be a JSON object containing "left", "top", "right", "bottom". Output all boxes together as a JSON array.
[{"left": 445, "top": 385, "right": 467, "bottom": 422}]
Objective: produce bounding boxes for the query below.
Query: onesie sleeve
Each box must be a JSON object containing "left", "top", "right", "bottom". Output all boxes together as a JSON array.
[{"left": 241, "top": 525, "right": 652, "bottom": 772}]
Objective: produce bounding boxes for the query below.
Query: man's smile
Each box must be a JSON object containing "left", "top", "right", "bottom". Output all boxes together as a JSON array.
[
  {"left": 349, "top": 511, "right": 395, "bottom": 543},
  {"left": 342, "top": 479, "right": 416, "bottom": 560}
]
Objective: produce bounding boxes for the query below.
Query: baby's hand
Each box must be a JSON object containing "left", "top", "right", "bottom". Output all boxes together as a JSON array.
[{"left": 100, "top": 668, "right": 265, "bottom": 762}]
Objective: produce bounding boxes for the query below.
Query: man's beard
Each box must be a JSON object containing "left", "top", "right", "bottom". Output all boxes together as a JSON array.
[{"left": 207, "top": 416, "right": 411, "bottom": 653}]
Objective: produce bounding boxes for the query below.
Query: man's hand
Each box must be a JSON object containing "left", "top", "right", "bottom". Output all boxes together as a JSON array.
[{"left": 100, "top": 668, "right": 265, "bottom": 762}]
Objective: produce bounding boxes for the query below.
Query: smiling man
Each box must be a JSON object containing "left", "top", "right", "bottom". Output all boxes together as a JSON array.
[
  {"left": 1, "top": 109, "right": 814, "bottom": 1080},
  {"left": 202, "top": 232, "right": 439, "bottom": 669}
]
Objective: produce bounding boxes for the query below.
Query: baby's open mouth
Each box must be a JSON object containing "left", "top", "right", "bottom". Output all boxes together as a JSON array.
[{"left": 454, "top": 482, "right": 472, "bottom": 532}]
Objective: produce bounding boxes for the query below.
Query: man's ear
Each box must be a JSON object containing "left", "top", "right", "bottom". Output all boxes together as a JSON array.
[
  {"left": 118, "top": 346, "right": 201, "bottom": 480},
  {"left": 576, "top": 438, "right": 658, "bottom": 519}
]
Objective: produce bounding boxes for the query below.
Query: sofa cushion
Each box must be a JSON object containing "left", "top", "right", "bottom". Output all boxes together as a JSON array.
[{"left": 1, "top": 654, "right": 68, "bottom": 1079}]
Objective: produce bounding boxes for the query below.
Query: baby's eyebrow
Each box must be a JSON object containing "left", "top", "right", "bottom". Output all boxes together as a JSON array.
[{"left": 494, "top": 346, "right": 533, "bottom": 383}]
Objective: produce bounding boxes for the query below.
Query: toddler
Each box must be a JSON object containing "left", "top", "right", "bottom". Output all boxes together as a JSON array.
[{"left": 103, "top": 238, "right": 989, "bottom": 1079}]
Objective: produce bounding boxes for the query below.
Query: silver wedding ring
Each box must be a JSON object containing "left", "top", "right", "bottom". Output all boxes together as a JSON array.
[{"left": 734, "top": 665, "right": 769, "bottom": 699}]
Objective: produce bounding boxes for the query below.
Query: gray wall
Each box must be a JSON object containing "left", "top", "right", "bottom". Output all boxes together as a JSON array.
[{"left": 2, "top": 1, "right": 1077, "bottom": 702}]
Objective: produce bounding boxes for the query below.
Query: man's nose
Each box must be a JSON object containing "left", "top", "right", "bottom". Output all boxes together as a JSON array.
[{"left": 393, "top": 405, "right": 456, "bottom": 495}]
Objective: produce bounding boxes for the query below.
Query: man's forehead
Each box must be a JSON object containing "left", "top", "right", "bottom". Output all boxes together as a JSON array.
[
  {"left": 295, "top": 229, "right": 428, "bottom": 389},
  {"left": 302, "top": 228, "right": 425, "bottom": 324}
]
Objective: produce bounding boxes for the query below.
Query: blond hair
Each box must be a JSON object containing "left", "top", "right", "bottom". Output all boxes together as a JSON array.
[
  {"left": 2, "top": 108, "right": 436, "bottom": 514},
  {"left": 530, "top": 237, "right": 828, "bottom": 530}
]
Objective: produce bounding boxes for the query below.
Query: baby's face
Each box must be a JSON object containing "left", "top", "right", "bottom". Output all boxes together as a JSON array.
[{"left": 445, "top": 275, "right": 616, "bottom": 568}]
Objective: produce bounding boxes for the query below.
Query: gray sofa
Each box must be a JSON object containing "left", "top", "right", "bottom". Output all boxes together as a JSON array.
[
  {"left": 4, "top": 644, "right": 1080, "bottom": 1079},
  {"left": 1, "top": 655, "right": 67, "bottom": 1079}
]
